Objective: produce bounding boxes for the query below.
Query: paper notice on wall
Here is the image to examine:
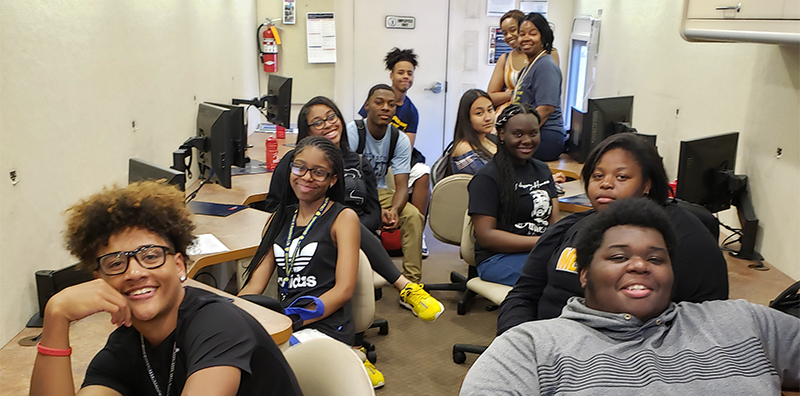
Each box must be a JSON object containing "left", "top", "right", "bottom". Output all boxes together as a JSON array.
[
  {"left": 520, "top": 0, "right": 548, "bottom": 16},
  {"left": 487, "top": 0, "right": 515, "bottom": 17},
  {"left": 307, "top": 12, "right": 336, "bottom": 64}
]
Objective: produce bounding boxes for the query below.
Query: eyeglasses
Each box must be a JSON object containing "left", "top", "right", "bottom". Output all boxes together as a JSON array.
[
  {"left": 291, "top": 163, "right": 334, "bottom": 182},
  {"left": 308, "top": 113, "right": 338, "bottom": 129},
  {"left": 96, "top": 245, "right": 173, "bottom": 276}
]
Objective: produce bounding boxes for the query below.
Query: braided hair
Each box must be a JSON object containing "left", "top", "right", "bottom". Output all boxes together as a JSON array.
[
  {"left": 384, "top": 48, "right": 418, "bottom": 71},
  {"left": 493, "top": 103, "right": 541, "bottom": 228},
  {"left": 243, "top": 136, "right": 345, "bottom": 283}
]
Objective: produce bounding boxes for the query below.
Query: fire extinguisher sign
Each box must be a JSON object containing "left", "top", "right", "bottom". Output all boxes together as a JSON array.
[{"left": 283, "top": 0, "right": 296, "bottom": 25}]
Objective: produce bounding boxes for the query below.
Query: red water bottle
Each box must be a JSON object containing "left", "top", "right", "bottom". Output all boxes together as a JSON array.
[
  {"left": 276, "top": 125, "right": 286, "bottom": 139},
  {"left": 266, "top": 135, "right": 279, "bottom": 171}
]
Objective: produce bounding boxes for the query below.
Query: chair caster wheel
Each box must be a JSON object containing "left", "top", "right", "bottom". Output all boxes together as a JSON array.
[{"left": 453, "top": 349, "right": 466, "bottom": 364}]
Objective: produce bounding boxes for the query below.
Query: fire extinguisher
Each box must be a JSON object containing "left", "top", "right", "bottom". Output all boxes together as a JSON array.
[{"left": 259, "top": 23, "right": 281, "bottom": 73}]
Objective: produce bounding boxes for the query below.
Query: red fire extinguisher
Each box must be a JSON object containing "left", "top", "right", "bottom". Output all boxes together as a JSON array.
[{"left": 260, "top": 24, "right": 281, "bottom": 73}]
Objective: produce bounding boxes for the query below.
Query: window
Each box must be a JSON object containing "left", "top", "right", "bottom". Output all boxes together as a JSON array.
[{"left": 564, "top": 17, "right": 600, "bottom": 128}]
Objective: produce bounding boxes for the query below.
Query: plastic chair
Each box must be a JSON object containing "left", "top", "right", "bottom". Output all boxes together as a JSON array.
[{"left": 283, "top": 337, "right": 375, "bottom": 396}]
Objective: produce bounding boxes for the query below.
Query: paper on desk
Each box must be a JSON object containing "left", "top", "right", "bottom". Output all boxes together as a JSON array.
[{"left": 187, "top": 234, "right": 230, "bottom": 256}]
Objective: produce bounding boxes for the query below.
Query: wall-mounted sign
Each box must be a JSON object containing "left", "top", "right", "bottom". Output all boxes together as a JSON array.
[
  {"left": 386, "top": 15, "right": 416, "bottom": 29},
  {"left": 489, "top": 27, "right": 513, "bottom": 65}
]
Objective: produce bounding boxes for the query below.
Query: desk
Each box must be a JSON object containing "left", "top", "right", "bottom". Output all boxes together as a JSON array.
[
  {"left": 190, "top": 132, "right": 296, "bottom": 206},
  {"left": 0, "top": 279, "right": 292, "bottom": 395},
  {"left": 546, "top": 153, "right": 583, "bottom": 181},
  {"left": 558, "top": 180, "right": 592, "bottom": 213}
]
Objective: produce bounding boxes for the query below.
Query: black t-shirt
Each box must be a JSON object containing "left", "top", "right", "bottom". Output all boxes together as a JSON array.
[
  {"left": 274, "top": 201, "right": 355, "bottom": 346},
  {"left": 468, "top": 158, "right": 558, "bottom": 265},
  {"left": 264, "top": 148, "right": 382, "bottom": 232},
  {"left": 82, "top": 287, "right": 302, "bottom": 396},
  {"left": 497, "top": 201, "right": 730, "bottom": 335}
]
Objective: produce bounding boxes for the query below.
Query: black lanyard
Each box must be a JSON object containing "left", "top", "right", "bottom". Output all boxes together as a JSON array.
[{"left": 281, "top": 197, "right": 330, "bottom": 298}]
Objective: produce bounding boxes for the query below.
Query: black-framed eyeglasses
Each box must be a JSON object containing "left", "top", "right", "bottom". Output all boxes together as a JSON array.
[
  {"left": 290, "top": 163, "right": 334, "bottom": 182},
  {"left": 308, "top": 112, "right": 338, "bottom": 129},
  {"left": 96, "top": 245, "right": 173, "bottom": 276}
]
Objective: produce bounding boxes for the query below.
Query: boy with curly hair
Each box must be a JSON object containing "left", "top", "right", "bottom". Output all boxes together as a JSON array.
[{"left": 30, "top": 180, "right": 301, "bottom": 396}]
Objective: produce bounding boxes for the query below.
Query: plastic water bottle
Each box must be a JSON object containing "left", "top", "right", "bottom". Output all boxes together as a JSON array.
[
  {"left": 276, "top": 125, "right": 286, "bottom": 139},
  {"left": 266, "top": 135, "right": 278, "bottom": 171}
]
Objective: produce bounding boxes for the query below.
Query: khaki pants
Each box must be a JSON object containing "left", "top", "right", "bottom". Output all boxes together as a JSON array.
[{"left": 378, "top": 188, "right": 424, "bottom": 283}]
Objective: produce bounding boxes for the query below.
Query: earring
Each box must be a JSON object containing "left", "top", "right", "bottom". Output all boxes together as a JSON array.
[{"left": 180, "top": 275, "right": 187, "bottom": 282}]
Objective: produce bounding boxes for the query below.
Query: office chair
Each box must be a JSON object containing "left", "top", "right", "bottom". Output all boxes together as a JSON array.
[
  {"left": 283, "top": 337, "right": 375, "bottom": 396},
  {"left": 424, "top": 174, "right": 474, "bottom": 310},
  {"left": 452, "top": 211, "right": 513, "bottom": 364}
]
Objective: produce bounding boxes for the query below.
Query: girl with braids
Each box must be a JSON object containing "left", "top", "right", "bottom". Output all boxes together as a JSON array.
[
  {"left": 240, "top": 136, "right": 395, "bottom": 388},
  {"left": 450, "top": 89, "right": 498, "bottom": 175},
  {"left": 512, "top": 12, "right": 566, "bottom": 161},
  {"left": 467, "top": 103, "right": 560, "bottom": 286},
  {"left": 263, "top": 96, "right": 443, "bottom": 323}
]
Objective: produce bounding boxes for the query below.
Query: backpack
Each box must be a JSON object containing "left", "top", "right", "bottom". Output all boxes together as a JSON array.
[
  {"left": 431, "top": 142, "right": 455, "bottom": 186},
  {"left": 354, "top": 119, "right": 400, "bottom": 164}
]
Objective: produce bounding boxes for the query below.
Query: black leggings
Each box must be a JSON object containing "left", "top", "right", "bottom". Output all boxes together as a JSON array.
[{"left": 359, "top": 223, "right": 402, "bottom": 285}]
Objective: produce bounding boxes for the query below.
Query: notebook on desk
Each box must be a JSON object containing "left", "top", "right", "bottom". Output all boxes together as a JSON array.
[{"left": 187, "top": 201, "right": 248, "bottom": 217}]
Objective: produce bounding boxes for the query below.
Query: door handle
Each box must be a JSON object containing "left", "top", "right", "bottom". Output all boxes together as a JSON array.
[
  {"left": 424, "top": 81, "right": 443, "bottom": 94},
  {"left": 715, "top": 3, "right": 741, "bottom": 12}
]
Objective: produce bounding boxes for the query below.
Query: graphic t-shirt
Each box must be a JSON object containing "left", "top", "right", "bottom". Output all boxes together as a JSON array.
[
  {"left": 273, "top": 201, "right": 355, "bottom": 345},
  {"left": 468, "top": 158, "right": 558, "bottom": 265}
]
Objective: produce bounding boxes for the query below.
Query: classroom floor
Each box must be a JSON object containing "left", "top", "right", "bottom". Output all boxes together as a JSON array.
[{"left": 365, "top": 227, "right": 797, "bottom": 396}]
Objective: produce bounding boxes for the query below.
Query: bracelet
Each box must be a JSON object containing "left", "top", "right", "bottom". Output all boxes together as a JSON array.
[{"left": 37, "top": 342, "right": 72, "bottom": 357}]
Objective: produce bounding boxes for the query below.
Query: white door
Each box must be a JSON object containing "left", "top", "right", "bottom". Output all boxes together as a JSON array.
[
  {"left": 443, "top": 2, "right": 502, "bottom": 147},
  {"left": 352, "top": 0, "right": 449, "bottom": 164}
]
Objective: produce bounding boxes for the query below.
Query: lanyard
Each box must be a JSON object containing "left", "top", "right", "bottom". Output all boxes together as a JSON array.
[
  {"left": 512, "top": 49, "right": 547, "bottom": 105},
  {"left": 141, "top": 335, "right": 176, "bottom": 396},
  {"left": 282, "top": 197, "right": 330, "bottom": 298}
]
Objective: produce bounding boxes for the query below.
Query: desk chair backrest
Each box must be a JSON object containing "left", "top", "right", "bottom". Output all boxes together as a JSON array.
[
  {"left": 429, "top": 174, "right": 473, "bottom": 245},
  {"left": 352, "top": 250, "right": 376, "bottom": 333},
  {"left": 283, "top": 337, "right": 376, "bottom": 396},
  {"left": 460, "top": 210, "right": 476, "bottom": 267}
]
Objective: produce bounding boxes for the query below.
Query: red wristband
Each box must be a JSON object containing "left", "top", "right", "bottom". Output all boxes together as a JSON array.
[{"left": 37, "top": 342, "right": 72, "bottom": 357}]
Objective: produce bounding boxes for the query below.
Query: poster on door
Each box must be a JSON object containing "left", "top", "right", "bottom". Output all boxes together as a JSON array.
[
  {"left": 487, "top": 0, "right": 515, "bottom": 17},
  {"left": 489, "top": 27, "right": 513, "bottom": 65}
]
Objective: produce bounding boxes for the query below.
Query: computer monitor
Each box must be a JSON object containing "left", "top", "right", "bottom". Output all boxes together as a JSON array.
[
  {"left": 266, "top": 75, "right": 292, "bottom": 128},
  {"left": 207, "top": 103, "right": 249, "bottom": 168},
  {"left": 675, "top": 131, "right": 761, "bottom": 262},
  {"left": 676, "top": 132, "right": 739, "bottom": 213},
  {"left": 27, "top": 263, "right": 93, "bottom": 328},
  {"left": 129, "top": 158, "right": 186, "bottom": 191},
  {"left": 567, "top": 95, "right": 635, "bottom": 163},
  {"left": 172, "top": 102, "right": 247, "bottom": 189}
]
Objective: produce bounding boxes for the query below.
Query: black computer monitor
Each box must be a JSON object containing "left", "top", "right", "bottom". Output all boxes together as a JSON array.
[
  {"left": 567, "top": 95, "right": 635, "bottom": 163},
  {"left": 266, "top": 75, "right": 292, "bottom": 128},
  {"left": 676, "top": 132, "right": 739, "bottom": 213},
  {"left": 208, "top": 103, "right": 249, "bottom": 168},
  {"left": 129, "top": 158, "right": 186, "bottom": 191},
  {"left": 27, "top": 264, "right": 93, "bottom": 328}
]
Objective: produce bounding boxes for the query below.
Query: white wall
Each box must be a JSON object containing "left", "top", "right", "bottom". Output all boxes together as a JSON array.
[
  {"left": 573, "top": 0, "right": 799, "bottom": 279},
  {"left": 0, "top": 1, "right": 260, "bottom": 345}
]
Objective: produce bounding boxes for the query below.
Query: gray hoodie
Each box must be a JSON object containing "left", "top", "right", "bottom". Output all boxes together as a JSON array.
[{"left": 461, "top": 298, "right": 799, "bottom": 395}]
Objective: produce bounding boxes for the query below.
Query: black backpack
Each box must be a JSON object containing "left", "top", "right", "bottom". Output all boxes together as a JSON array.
[{"left": 355, "top": 119, "right": 400, "bottom": 164}]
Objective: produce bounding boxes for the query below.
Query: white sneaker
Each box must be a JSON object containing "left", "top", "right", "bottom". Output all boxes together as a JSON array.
[{"left": 421, "top": 234, "right": 429, "bottom": 258}]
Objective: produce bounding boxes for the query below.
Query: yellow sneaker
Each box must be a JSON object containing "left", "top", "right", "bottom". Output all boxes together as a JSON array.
[
  {"left": 399, "top": 283, "right": 445, "bottom": 322},
  {"left": 363, "top": 358, "right": 385, "bottom": 388}
]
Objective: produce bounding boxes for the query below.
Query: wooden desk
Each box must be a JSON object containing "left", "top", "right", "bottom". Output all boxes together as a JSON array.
[
  {"left": 0, "top": 280, "right": 292, "bottom": 395},
  {"left": 546, "top": 153, "right": 583, "bottom": 181},
  {"left": 558, "top": 180, "right": 592, "bottom": 213},
  {"left": 190, "top": 132, "right": 296, "bottom": 206},
  {"left": 188, "top": 207, "right": 271, "bottom": 278}
]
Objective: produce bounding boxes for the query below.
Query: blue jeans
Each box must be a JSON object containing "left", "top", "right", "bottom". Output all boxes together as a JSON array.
[
  {"left": 476, "top": 253, "right": 529, "bottom": 286},
  {"left": 532, "top": 128, "right": 566, "bottom": 162}
]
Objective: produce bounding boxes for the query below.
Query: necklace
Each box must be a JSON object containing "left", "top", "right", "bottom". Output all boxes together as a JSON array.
[
  {"left": 282, "top": 197, "right": 331, "bottom": 299},
  {"left": 141, "top": 334, "right": 177, "bottom": 396},
  {"left": 511, "top": 49, "right": 548, "bottom": 104}
]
